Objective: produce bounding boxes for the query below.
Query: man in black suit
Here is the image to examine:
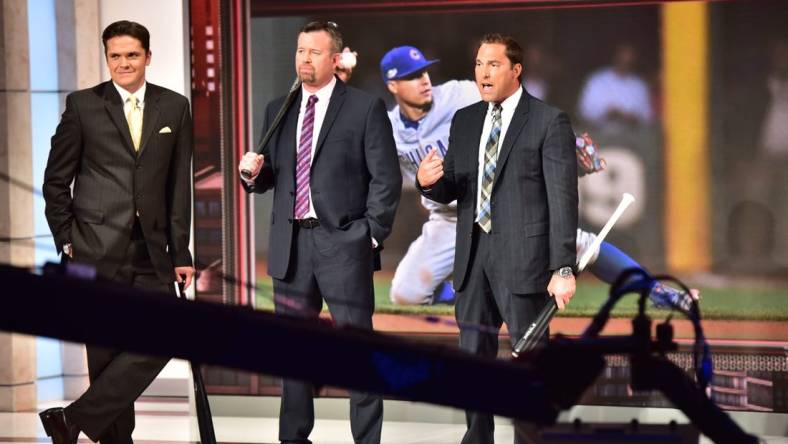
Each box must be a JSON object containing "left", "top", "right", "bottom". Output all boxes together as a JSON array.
[
  {"left": 417, "top": 34, "right": 578, "bottom": 444},
  {"left": 238, "top": 21, "right": 401, "bottom": 444},
  {"left": 41, "top": 20, "right": 194, "bottom": 444}
]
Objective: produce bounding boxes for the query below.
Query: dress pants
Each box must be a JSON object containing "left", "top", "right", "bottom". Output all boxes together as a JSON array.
[
  {"left": 456, "top": 225, "right": 549, "bottom": 444},
  {"left": 65, "top": 219, "right": 174, "bottom": 444},
  {"left": 274, "top": 223, "right": 383, "bottom": 444}
]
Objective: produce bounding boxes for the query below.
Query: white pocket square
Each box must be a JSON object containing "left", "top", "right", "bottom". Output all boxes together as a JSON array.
[{"left": 158, "top": 126, "right": 172, "bottom": 134}]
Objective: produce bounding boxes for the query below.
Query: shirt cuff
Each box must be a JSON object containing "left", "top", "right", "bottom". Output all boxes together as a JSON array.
[{"left": 241, "top": 176, "right": 256, "bottom": 188}]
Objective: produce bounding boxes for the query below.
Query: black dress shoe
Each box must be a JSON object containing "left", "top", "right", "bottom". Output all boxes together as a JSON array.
[{"left": 39, "top": 407, "right": 80, "bottom": 444}]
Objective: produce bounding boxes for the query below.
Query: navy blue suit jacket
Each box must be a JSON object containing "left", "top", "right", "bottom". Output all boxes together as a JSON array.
[{"left": 245, "top": 78, "right": 401, "bottom": 279}]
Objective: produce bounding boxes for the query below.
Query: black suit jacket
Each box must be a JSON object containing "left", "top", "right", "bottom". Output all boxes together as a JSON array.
[
  {"left": 245, "top": 78, "right": 402, "bottom": 279},
  {"left": 43, "top": 81, "right": 193, "bottom": 284},
  {"left": 419, "top": 88, "right": 578, "bottom": 293}
]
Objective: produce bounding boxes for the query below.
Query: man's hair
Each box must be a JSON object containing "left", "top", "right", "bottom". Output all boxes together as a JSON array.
[
  {"left": 300, "top": 21, "right": 343, "bottom": 53},
  {"left": 102, "top": 20, "right": 150, "bottom": 54},
  {"left": 479, "top": 33, "right": 523, "bottom": 67}
]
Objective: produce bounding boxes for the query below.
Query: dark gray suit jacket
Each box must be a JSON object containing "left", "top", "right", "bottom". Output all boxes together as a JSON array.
[
  {"left": 43, "top": 81, "right": 193, "bottom": 284},
  {"left": 245, "top": 78, "right": 401, "bottom": 279},
  {"left": 419, "top": 88, "right": 578, "bottom": 294}
]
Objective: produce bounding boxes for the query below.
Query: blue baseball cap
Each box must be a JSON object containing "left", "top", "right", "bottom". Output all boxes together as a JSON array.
[{"left": 380, "top": 46, "right": 439, "bottom": 82}]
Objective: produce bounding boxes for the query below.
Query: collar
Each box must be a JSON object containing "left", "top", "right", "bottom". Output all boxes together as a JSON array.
[
  {"left": 301, "top": 75, "right": 336, "bottom": 105},
  {"left": 487, "top": 84, "right": 522, "bottom": 115},
  {"left": 400, "top": 111, "right": 420, "bottom": 130},
  {"left": 114, "top": 81, "right": 147, "bottom": 105}
]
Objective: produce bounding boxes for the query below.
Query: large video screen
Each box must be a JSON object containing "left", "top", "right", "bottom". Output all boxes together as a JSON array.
[{"left": 248, "top": 1, "right": 788, "bottom": 339}]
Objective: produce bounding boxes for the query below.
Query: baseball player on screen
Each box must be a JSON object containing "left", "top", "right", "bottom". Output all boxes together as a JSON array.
[{"left": 375, "top": 45, "right": 698, "bottom": 309}]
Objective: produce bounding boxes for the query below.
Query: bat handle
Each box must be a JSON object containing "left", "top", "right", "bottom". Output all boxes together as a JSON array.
[
  {"left": 512, "top": 299, "right": 558, "bottom": 357},
  {"left": 177, "top": 274, "right": 187, "bottom": 298},
  {"left": 512, "top": 324, "right": 537, "bottom": 357}
]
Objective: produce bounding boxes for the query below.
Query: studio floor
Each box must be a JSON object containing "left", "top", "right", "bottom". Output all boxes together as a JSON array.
[{"left": 2, "top": 396, "right": 786, "bottom": 444}]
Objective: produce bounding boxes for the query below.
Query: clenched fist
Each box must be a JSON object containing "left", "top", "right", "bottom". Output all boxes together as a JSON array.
[
  {"left": 417, "top": 149, "right": 444, "bottom": 188},
  {"left": 238, "top": 152, "right": 264, "bottom": 181}
]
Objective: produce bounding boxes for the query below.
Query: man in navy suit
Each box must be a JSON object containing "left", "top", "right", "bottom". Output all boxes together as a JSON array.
[
  {"left": 238, "top": 21, "right": 401, "bottom": 444},
  {"left": 417, "top": 34, "right": 578, "bottom": 444}
]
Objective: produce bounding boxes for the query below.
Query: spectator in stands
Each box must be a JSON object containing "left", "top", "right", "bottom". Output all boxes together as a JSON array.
[
  {"left": 758, "top": 39, "right": 788, "bottom": 267},
  {"left": 577, "top": 42, "right": 653, "bottom": 130}
]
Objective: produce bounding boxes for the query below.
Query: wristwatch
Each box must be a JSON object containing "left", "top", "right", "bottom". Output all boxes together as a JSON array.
[{"left": 554, "top": 266, "right": 574, "bottom": 278}]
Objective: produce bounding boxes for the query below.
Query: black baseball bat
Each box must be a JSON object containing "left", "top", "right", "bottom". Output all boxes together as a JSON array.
[
  {"left": 512, "top": 193, "right": 637, "bottom": 357},
  {"left": 178, "top": 278, "right": 217, "bottom": 444},
  {"left": 240, "top": 77, "right": 302, "bottom": 179},
  {"left": 512, "top": 299, "right": 557, "bottom": 356}
]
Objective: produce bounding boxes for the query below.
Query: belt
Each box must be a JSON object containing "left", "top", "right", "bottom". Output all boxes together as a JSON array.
[{"left": 295, "top": 218, "right": 320, "bottom": 229}]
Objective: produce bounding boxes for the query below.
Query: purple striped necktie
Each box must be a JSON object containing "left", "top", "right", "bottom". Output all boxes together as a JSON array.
[{"left": 294, "top": 94, "right": 318, "bottom": 219}]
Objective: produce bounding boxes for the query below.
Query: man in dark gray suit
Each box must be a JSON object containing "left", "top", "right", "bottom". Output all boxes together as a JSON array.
[
  {"left": 41, "top": 20, "right": 193, "bottom": 444},
  {"left": 417, "top": 34, "right": 578, "bottom": 444},
  {"left": 238, "top": 21, "right": 401, "bottom": 444}
]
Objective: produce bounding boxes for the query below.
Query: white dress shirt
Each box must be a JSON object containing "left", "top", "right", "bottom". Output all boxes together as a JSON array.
[
  {"left": 295, "top": 76, "right": 336, "bottom": 219},
  {"left": 475, "top": 86, "right": 523, "bottom": 221}
]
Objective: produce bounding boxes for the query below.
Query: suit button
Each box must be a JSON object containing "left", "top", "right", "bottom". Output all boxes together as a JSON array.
[
  {"left": 287, "top": 218, "right": 293, "bottom": 224},
  {"left": 289, "top": 191, "right": 294, "bottom": 196},
  {"left": 136, "top": 165, "right": 142, "bottom": 169}
]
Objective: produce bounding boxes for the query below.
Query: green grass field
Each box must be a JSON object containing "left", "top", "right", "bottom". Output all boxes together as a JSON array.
[{"left": 254, "top": 275, "right": 788, "bottom": 321}]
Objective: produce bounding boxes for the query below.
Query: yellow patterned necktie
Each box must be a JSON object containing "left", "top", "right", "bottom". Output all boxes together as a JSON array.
[{"left": 126, "top": 95, "right": 143, "bottom": 151}]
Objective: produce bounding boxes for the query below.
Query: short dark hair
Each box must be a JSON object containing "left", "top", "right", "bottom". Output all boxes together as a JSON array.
[
  {"left": 479, "top": 33, "right": 523, "bottom": 67},
  {"left": 300, "top": 21, "right": 343, "bottom": 53},
  {"left": 102, "top": 20, "right": 150, "bottom": 54}
]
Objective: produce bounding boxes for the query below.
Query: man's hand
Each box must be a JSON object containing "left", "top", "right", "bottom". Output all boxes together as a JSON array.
[
  {"left": 335, "top": 47, "right": 357, "bottom": 83},
  {"left": 175, "top": 266, "right": 195, "bottom": 290},
  {"left": 547, "top": 273, "right": 576, "bottom": 310},
  {"left": 238, "top": 152, "right": 264, "bottom": 181},
  {"left": 417, "top": 149, "right": 444, "bottom": 188}
]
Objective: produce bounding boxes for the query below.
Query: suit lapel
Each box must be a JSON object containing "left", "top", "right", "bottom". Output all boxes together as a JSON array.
[
  {"left": 468, "top": 102, "right": 487, "bottom": 199},
  {"left": 137, "top": 84, "right": 161, "bottom": 157},
  {"left": 102, "top": 82, "right": 137, "bottom": 157},
  {"left": 282, "top": 90, "right": 302, "bottom": 176},
  {"left": 313, "top": 77, "right": 346, "bottom": 163},
  {"left": 493, "top": 87, "right": 529, "bottom": 189}
]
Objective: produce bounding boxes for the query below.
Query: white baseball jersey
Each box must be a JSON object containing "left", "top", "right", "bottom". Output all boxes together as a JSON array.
[{"left": 388, "top": 80, "right": 480, "bottom": 217}]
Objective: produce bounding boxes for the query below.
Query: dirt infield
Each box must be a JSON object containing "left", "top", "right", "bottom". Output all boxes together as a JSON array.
[{"left": 372, "top": 313, "right": 788, "bottom": 343}]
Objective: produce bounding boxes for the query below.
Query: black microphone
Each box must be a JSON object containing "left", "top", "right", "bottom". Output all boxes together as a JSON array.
[{"left": 240, "top": 77, "right": 302, "bottom": 180}]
